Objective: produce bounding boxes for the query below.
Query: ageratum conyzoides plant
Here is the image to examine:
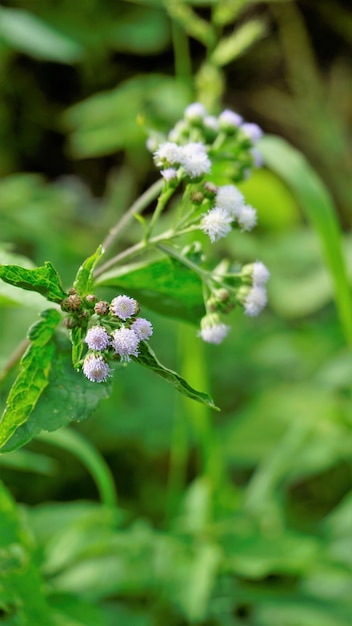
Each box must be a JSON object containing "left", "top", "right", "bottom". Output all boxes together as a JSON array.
[{"left": 0, "top": 102, "right": 269, "bottom": 453}]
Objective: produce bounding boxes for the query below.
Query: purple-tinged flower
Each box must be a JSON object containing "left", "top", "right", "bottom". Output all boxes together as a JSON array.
[
  {"left": 111, "top": 295, "right": 138, "bottom": 320},
  {"left": 237, "top": 205, "right": 257, "bottom": 231},
  {"left": 199, "top": 314, "right": 230, "bottom": 344},
  {"left": 201, "top": 206, "right": 233, "bottom": 243},
  {"left": 241, "top": 122, "right": 263, "bottom": 143},
  {"left": 83, "top": 354, "right": 110, "bottom": 383},
  {"left": 85, "top": 326, "right": 110, "bottom": 351},
  {"left": 161, "top": 167, "right": 178, "bottom": 181},
  {"left": 184, "top": 102, "right": 207, "bottom": 122},
  {"left": 244, "top": 285, "right": 267, "bottom": 317},
  {"left": 219, "top": 109, "right": 243, "bottom": 129},
  {"left": 111, "top": 327, "right": 139, "bottom": 361},
  {"left": 179, "top": 142, "right": 211, "bottom": 179},
  {"left": 131, "top": 318, "right": 153, "bottom": 340},
  {"left": 215, "top": 185, "right": 245, "bottom": 218},
  {"left": 252, "top": 261, "right": 270, "bottom": 286},
  {"left": 203, "top": 115, "right": 219, "bottom": 132},
  {"left": 154, "top": 142, "right": 183, "bottom": 167}
]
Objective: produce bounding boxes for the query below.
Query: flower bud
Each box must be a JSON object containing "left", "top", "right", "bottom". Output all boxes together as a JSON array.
[
  {"left": 94, "top": 300, "right": 110, "bottom": 316},
  {"left": 85, "top": 294, "right": 97, "bottom": 308},
  {"left": 61, "top": 294, "right": 83, "bottom": 312},
  {"left": 191, "top": 191, "right": 204, "bottom": 204}
]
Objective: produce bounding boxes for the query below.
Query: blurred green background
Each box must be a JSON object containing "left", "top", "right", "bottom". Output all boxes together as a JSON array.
[{"left": 0, "top": 1, "right": 351, "bottom": 625}]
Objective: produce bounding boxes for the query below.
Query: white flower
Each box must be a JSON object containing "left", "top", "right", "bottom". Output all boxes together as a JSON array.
[
  {"left": 179, "top": 142, "right": 211, "bottom": 179},
  {"left": 111, "top": 295, "right": 138, "bottom": 320},
  {"left": 161, "top": 167, "right": 178, "bottom": 181},
  {"left": 184, "top": 102, "right": 207, "bottom": 121},
  {"left": 203, "top": 115, "right": 219, "bottom": 132},
  {"left": 244, "top": 285, "right": 267, "bottom": 317},
  {"left": 219, "top": 109, "right": 243, "bottom": 129},
  {"left": 199, "top": 315, "right": 230, "bottom": 344},
  {"left": 154, "top": 142, "right": 183, "bottom": 167},
  {"left": 241, "top": 122, "right": 263, "bottom": 143},
  {"left": 111, "top": 327, "right": 139, "bottom": 361},
  {"left": 252, "top": 261, "right": 270, "bottom": 286},
  {"left": 237, "top": 205, "right": 257, "bottom": 231},
  {"left": 215, "top": 185, "right": 245, "bottom": 218},
  {"left": 85, "top": 326, "right": 110, "bottom": 351},
  {"left": 131, "top": 318, "right": 153, "bottom": 340},
  {"left": 201, "top": 206, "right": 233, "bottom": 243},
  {"left": 83, "top": 354, "right": 110, "bottom": 383}
]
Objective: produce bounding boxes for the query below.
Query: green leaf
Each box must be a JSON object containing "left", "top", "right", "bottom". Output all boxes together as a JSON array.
[
  {"left": 0, "top": 248, "right": 47, "bottom": 309},
  {"left": 96, "top": 256, "right": 204, "bottom": 323},
  {"left": 0, "top": 261, "right": 67, "bottom": 304},
  {"left": 134, "top": 342, "right": 219, "bottom": 410},
  {"left": 260, "top": 135, "right": 352, "bottom": 347},
  {"left": 74, "top": 245, "right": 104, "bottom": 296},
  {"left": 2, "top": 332, "right": 113, "bottom": 453},
  {"left": 211, "top": 18, "right": 267, "bottom": 67},
  {"left": 0, "top": 310, "right": 61, "bottom": 450},
  {"left": 0, "top": 480, "right": 53, "bottom": 623},
  {"left": 0, "top": 7, "right": 84, "bottom": 63}
]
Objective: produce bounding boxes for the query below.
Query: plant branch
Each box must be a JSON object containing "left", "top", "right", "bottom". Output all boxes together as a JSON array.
[{"left": 101, "top": 178, "right": 164, "bottom": 254}]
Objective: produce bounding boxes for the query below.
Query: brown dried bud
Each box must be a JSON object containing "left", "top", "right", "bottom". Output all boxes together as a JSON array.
[
  {"left": 191, "top": 191, "right": 204, "bottom": 204},
  {"left": 63, "top": 316, "right": 78, "bottom": 329},
  {"left": 94, "top": 300, "right": 110, "bottom": 316},
  {"left": 203, "top": 182, "right": 218, "bottom": 198},
  {"left": 85, "top": 294, "right": 97, "bottom": 308},
  {"left": 61, "top": 294, "right": 83, "bottom": 312}
]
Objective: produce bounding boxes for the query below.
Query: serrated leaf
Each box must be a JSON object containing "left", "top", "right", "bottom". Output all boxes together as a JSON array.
[
  {"left": 2, "top": 332, "right": 113, "bottom": 453},
  {"left": 0, "top": 261, "right": 67, "bottom": 304},
  {"left": 134, "top": 342, "right": 218, "bottom": 410},
  {"left": 0, "top": 309, "right": 61, "bottom": 449},
  {"left": 96, "top": 256, "right": 204, "bottom": 323},
  {"left": 73, "top": 245, "right": 104, "bottom": 296}
]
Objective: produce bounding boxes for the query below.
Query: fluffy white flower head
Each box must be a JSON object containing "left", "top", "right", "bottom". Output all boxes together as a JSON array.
[
  {"left": 161, "top": 167, "right": 178, "bottom": 181},
  {"left": 111, "top": 295, "right": 138, "bottom": 320},
  {"left": 252, "top": 261, "right": 270, "bottom": 286},
  {"left": 215, "top": 185, "right": 245, "bottom": 218},
  {"left": 85, "top": 326, "right": 110, "bottom": 351},
  {"left": 83, "top": 354, "right": 110, "bottom": 383},
  {"left": 237, "top": 205, "right": 257, "bottom": 231},
  {"left": 199, "top": 315, "right": 230, "bottom": 345},
  {"left": 112, "top": 327, "right": 139, "bottom": 361},
  {"left": 131, "top": 318, "right": 153, "bottom": 340},
  {"left": 201, "top": 206, "right": 233, "bottom": 243},
  {"left": 219, "top": 109, "right": 243, "bottom": 129},
  {"left": 154, "top": 142, "right": 182, "bottom": 167},
  {"left": 184, "top": 102, "right": 207, "bottom": 122},
  {"left": 203, "top": 115, "right": 219, "bottom": 132},
  {"left": 241, "top": 122, "right": 263, "bottom": 143},
  {"left": 244, "top": 285, "right": 267, "bottom": 317},
  {"left": 179, "top": 142, "right": 211, "bottom": 179}
]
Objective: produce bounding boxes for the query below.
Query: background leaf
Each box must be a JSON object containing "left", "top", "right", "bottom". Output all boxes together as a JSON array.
[
  {"left": 260, "top": 135, "right": 352, "bottom": 346},
  {"left": 0, "top": 7, "right": 84, "bottom": 63}
]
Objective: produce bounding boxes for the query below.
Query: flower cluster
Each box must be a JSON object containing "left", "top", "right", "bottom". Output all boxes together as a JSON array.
[
  {"left": 147, "top": 102, "right": 269, "bottom": 345},
  {"left": 63, "top": 293, "right": 153, "bottom": 383},
  {"left": 149, "top": 102, "right": 263, "bottom": 184}
]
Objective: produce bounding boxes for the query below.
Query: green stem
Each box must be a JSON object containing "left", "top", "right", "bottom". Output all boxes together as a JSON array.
[
  {"left": 172, "top": 19, "right": 192, "bottom": 85},
  {"left": 38, "top": 428, "right": 118, "bottom": 508},
  {"left": 147, "top": 184, "right": 179, "bottom": 238},
  {"left": 94, "top": 225, "right": 200, "bottom": 278},
  {"left": 100, "top": 178, "right": 164, "bottom": 255}
]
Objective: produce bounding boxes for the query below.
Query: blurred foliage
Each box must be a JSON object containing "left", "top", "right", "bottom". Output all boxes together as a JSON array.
[{"left": 0, "top": 0, "right": 351, "bottom": 625}]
